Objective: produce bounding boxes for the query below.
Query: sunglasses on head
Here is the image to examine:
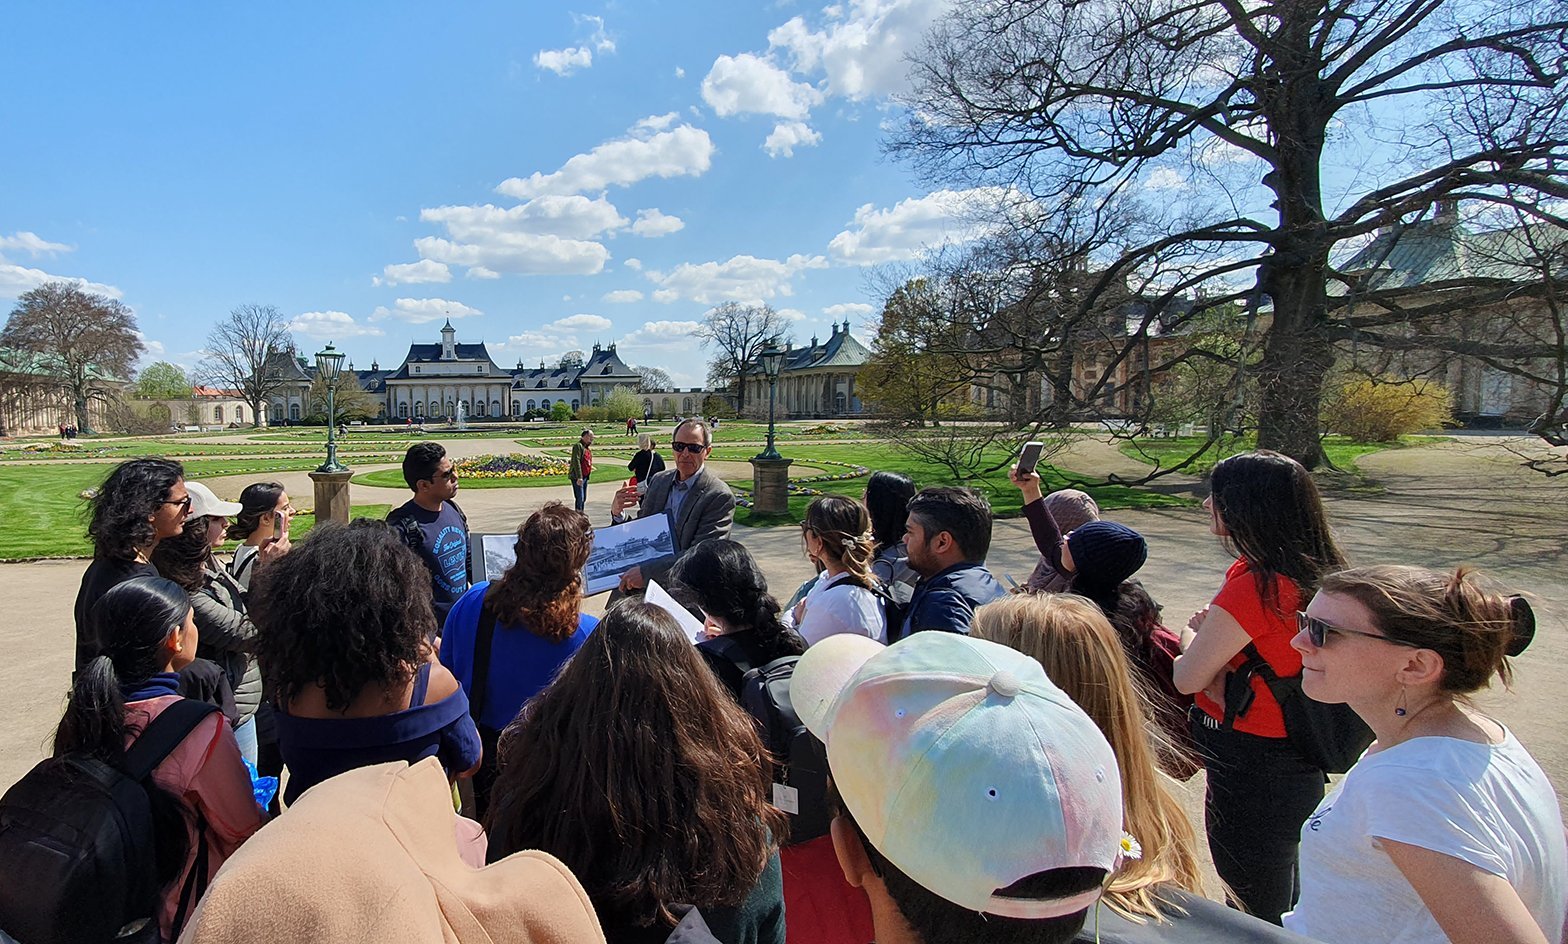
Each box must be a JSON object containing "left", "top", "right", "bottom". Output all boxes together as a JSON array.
[
  {"left": 1296, "top": 611, "right": 1419, "bottom": 648},
  {"left": 671, "top": 440, "right": 706, "bottom": 454}
]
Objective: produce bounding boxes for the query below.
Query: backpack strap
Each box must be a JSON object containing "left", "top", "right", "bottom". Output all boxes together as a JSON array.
[
  {"left": 705, "top": 635, "right": 754, "bottom": 676},
  {"left": 469, "top": 601, "right": 499, "bottom": 723},
  {"left": 120, "top": 699, "right": 220, "bottom": 783},
  {"left": 171, "top": 815, "right": 210, "bottom": 936}
]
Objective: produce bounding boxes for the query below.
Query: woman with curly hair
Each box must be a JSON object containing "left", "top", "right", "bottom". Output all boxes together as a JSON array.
[
  {"left": 485, "top": 601, "right": 786, "bottom": 944},
  {"left": 74, "top": 458, "right": 189, "bottom": 670},
  {"left": 787, "top": 495, "right": 885, "bottom": 645},
  {"left": 249, "top": 520, "right": 481, "bottom": 806},
  {"left": 971, "top": 594, "right": 1205, "bottom": 924},
  {"left": 439, "top": 502, "right": 597, "bottom": 817}
]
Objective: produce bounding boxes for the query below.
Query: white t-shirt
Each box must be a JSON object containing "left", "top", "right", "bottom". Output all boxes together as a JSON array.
[
  {"left": 791, "top": 571, "right": 885, "bottom": 646},
  {"left": 1285, "top": 728, "right": 1567, "bottom": 944}
]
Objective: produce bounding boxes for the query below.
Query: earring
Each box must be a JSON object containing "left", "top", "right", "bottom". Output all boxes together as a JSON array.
[{"left": 1394, "top": 687, "right": 1407, "bottom": 717}]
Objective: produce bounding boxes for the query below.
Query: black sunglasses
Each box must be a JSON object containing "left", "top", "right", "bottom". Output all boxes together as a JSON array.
[
  {"left": 1296, "top": 611, "right": 1419, "bottom": 649},
  {"left": 161, "top": 496, "right": 193, "bottom": 514},
  {"left": 670, "top": 440, "right": 706, "bottom": 454}
]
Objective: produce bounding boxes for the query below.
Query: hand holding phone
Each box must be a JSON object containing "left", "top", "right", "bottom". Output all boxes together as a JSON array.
[{"left": 1016, "top": 441, "right": 1045, "bottom": 476}]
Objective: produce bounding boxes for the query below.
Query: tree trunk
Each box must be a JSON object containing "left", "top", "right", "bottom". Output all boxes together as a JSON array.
[{"left": 74, "top": 394, "right": 92, "bottom": 435}]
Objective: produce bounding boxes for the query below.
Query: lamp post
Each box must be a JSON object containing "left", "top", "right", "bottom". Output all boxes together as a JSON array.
[
  {"left": 754, "top": 343, "right": 785, "bottom": 461},
  {"left": 315, "top": 343, "right": 347, "bottom": 474}
]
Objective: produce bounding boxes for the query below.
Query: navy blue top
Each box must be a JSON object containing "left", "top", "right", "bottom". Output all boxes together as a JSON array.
[
  {"left": 440, "top": 581, "right": 596, "bottom": 731},
  {"left": 897, "top": 561, "right": 1008, "bottom": 641},
  {"left": 387, "top": 499, "right": 470, "bottom": 623},
  {"left": 274, "top": 661, "right": 482, "bottom": 805}
]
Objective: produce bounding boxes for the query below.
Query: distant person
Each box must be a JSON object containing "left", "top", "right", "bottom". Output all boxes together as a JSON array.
[
  {"left": 627, "top": 432, "right": 665, "bottom": 488},
  {"left": 626, "top": 416, "right": 637, "bottom": 435},
  {"left": 250, "top": 521, "right": 482, "bottom": 806},
  {"left": 865, "top": 470, "right": 918, "bottom": 604},
  {"left": 609, "top": 418, "right": 735, "bottom": 593},
  {"left": 787, "top": 495, "right": 885, "bottom": 645},
  {"left": 895, "top": 486, "right": 1006, "bottom": 640},
  {"left": 225, "top": 481, "right": 293, "bottom": 591},
  {"left": 387, "top": 442, "right": 470, "bottom": 625},
  {"left": 151, "top": 482, "right": 264, "bottom": 764},
  {"left": 484, "top": 602, "right": 786, "bottom": 944},
  {"left": 1173, "top": 450, "right": 1348, "bottom": 923},
  {"left": 440, "top": 503, "right": 598, "bottom": 818},
  {"left": 1286, "top": 566, "right": 1566, "bottom": 944},
  {"left": 74, "top": 458, "right": 189, "bottom": 671},
  {"left": 568, "top": 428, "right": 594, "bottom": 513}
]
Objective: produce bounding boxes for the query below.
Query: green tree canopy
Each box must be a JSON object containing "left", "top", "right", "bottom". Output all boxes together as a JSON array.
[{"left": 133, "top": 361, "right": 191, "bottom": 400}]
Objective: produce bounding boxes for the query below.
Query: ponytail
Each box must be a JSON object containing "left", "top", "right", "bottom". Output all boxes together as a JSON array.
[
  {"left": 803, "top": 496, "right": 877, "bottom": 590},
  {"left": 54, "top": 655, "right": 128, "bottom": 764}
]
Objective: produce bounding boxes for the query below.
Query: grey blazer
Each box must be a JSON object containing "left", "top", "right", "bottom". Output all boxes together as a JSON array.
[{"left": 634, "top": 465, "right": 736, "bottom": 584}]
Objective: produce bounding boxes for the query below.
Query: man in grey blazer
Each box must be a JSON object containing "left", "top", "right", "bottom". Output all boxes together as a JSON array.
[{"left": 610, "top": 417, "right": 735, "bottom": 592}]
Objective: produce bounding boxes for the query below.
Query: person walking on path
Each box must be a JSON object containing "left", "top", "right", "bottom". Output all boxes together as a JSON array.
[{"left": 568, "top": 429, "right": 594, "bottom": 514}]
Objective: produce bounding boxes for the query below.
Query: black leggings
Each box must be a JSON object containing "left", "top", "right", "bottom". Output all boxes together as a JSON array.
[{"left": 1191, "top": 710, "right": 1326, "bottom": 925}]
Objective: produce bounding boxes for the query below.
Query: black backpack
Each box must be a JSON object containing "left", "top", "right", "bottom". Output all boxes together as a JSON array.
[
  {"left": 1224, "top": 643, "right": 1373, "bottom": 773},
  {"left": 706, "top": 639, "right": 832, "bottom": 845},
  {"left": 0, "top": 699, "right": 218, "bottom": 944}
]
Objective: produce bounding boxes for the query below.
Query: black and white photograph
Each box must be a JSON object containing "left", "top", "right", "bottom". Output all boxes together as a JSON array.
[
  {"left": 470, "top": 533, "right": 519, "bottom": 585},
  {"left": 583, "top": 513, "right": 676, "bottom": 595}
]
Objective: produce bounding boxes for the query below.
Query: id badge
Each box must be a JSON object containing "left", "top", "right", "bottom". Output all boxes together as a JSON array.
[{"left": 771, "top": 782, "right": 800, "bottom": 815}]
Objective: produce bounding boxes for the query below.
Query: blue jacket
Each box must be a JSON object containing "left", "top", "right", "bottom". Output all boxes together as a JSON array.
[{"left": 896, "top": 561, "right": 1008, "bottom": 641}]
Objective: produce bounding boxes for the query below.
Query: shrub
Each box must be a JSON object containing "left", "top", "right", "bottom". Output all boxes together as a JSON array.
[
  {"left": 549, "top": 401, "right": 573, "bottom": 422},
  {"left": 1321, "top": 376, "right": 1452, "bottom": 442},
  {"left": 601, "top": 388, "right": 644, "bottom": 423},
  {"left": 576, "top": 405, "right": 608, "bottom": 422}
]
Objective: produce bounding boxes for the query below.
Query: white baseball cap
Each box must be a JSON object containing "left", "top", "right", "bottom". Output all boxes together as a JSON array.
[{"left": 185, "top": 481, "right": 243, "bottom": 519}]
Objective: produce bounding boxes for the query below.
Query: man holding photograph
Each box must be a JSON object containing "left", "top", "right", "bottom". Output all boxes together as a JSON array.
[{"left": 610, "top": 418, "right": 734, "bottom": 593}]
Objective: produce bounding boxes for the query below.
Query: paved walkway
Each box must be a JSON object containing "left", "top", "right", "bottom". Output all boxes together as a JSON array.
[{"left": 3, "top": 434, "right": 1563, "bottom": 888}]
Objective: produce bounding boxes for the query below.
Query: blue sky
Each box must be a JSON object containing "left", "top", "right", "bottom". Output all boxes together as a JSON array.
[{"left": 0, "top": 0, "right": 973, "bottom": 387}]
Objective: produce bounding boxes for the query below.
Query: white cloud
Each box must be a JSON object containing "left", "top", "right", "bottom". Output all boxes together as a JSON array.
[
  {"left": 497, "top": 121, "right": 715, "bottom": 198},
  {"left": 1143, "top": 167, "right": 1188, "bottom": 192},
  {"left": 644, "top": 253, "right": 828, "bottom": 304},
  {"left": 289, "top": 310, "right": 386, "bottom": 339},
  {"left": 674, "top": 66, "right": 686, "bottom": 78},
  {"left": 768, "top": 0, "right": 950, "bottom": 101},
  {"left": 603, "top": 289, "right": 645, "bottom": 303},
  {"left": 369, "top": 297, "right": 483, "bottom": 324},
  {"left": 374, "top": 259, "right": 451, "bottom": 286},
  {"left": 414, "top": 233, "right": 609, "bottom": 276},
  {"left": 827, "top": 188, "right": 1007, "bottom": 265},
  {"left": 763, "top": 121, "right": 822, "bottom": 158},
  {"left": 422, "top": 196, "right": 627, "bottom": 241},
  {"left": 776, "top": 307, "right": 807, "bottom": 321},
  {"left": 551, "top": 313, "right": 613, "bottom": 331},
  {"left": 467, "top": 266, "right": 501, "bottom": 280},
  {"left": 635, "top": 112, "right": 680, "bottom": 133},
  {"left": 535, "top": 46, "right": 593, "bottom": 75},
  {"left": 624, "top": 258, "right": 643, "bottom": 270},
  {"left": 618, "top": 319, "right": 705, "bottom": 346},
  {"left": 824, "top": 302, "right": 874, "bottom": 317},
  {"left": 701, "top": 52, "right": 824, "bottom": 119},
  {"left": 0, "top": 262, "right": 122, "bottom": 300},
  {"left": 0, "top": 231, "right": 72, "bottom": 257},
  {"left": 630, "top": 208, "right": 685, "bottom": 237}
]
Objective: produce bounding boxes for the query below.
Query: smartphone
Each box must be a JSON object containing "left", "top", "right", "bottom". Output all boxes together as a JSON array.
[
  {"left": 1016, "top": 441, "right": 1045, "bottom": 476},
  {"left": 270, "top": 511, "right": 286, "bottom": 542}
]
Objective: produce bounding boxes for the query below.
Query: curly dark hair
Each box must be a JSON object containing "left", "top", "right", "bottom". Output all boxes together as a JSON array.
[
  {"left": 227, "top": 481, "right": 284, "bottom": 541},
  {"left": 484, "top": 601, "right": 785, "bottom": 933},
  {"left": 149, "top": 514, "right": 214, "bottom": 592},
  {"left": 248, "top": 519, "right": 436, "bottom": 710},
  {"left": 402, "top": 441, "right": 447, "bottom": 491},
  {"left": 671, "top": 539, "right": 805, "bottom": 660},
  {"left": 485, "top": 502, "right": 592, "bottom": 644},
  {"left": 86, "top": 458, "right": 184, "bottom": 560}
]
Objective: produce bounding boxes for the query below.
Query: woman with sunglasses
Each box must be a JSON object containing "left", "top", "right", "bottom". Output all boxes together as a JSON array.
[
  {"left": 1171, "top": 450, "right": 1347, "bottom": 924},
  {"left": 1282, "top": 566, "right": 1563, "bottom": 944},
  {"left": 439, "top": 502, "right": 597, "bottom": 818}
]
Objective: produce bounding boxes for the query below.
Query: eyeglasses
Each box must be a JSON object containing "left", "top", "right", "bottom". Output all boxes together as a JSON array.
[
  {"left": 1296, "top": 611, "right": 1419, "bottom": 648},
  {"left": 671, "top": 440, "right": 706, "bottom": 454},
  {"left": 162, "top": 496, "right": 192, "bottom": 514}
]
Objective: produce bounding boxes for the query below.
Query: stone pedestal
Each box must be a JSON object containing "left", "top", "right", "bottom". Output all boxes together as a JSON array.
[
  {"left": 308, "top": 469, "right": 355, "bottom": 526},
  {"left": 749, "top": 457, "right": 794, "bottom": 516}
]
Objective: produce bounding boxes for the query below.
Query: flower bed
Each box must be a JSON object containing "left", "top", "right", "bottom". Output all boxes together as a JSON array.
[
  {"left": 454, "top": 453, "right": 569, "bottom": 480},
  {"left": 732, "top": 458, "right": 870, "bottom": 509}
]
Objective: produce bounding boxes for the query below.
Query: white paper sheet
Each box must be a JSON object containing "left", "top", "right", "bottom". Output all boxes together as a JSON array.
[{"left": 644, "top": 579, "right": 707, "bottom": 644}]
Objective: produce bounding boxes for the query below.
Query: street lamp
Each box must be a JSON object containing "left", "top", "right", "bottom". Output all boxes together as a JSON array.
[
  {"left": 315, "top": 342, "right": 347, "bottom": 473},
  {"left": 754, "top": 342, "right": 785, "bottom": 461}
]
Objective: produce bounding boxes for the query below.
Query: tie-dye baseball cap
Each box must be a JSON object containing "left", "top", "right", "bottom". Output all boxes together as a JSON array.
[{"left": 794, "top": 632, "right": 1124, "bottom": 919}]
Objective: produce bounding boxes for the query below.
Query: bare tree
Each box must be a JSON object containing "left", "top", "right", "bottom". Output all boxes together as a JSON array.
[
  {"left": 893, "top": 0, "right": 1568, "bottom": 467},
  {"left": 200, "top": 304, "right": 295, "bottom": 428},
  {"left": 696, "top": 302, "right": 793, "bottom": 411},
  {"left": 633, "top": 365, "right": 673, "bottom": 393},
  {"left": 1, "top": 282, "right": 141, "bottom": 433},
  {"left": 307, "top": 373, "right": 382, "bottom": 425}
]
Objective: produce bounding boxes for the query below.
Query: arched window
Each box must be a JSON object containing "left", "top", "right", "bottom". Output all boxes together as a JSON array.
[
  {"left": 643, "top": 399, "right": 654, "bottom": 414},
  {"left": 492, "top": 399, "right": 502, "bottom": 417},
  {"left": 428, "top": 400, "right": 439, "bottom": 417},
  {"left": 474, "top": 400, "right": 485, "bottom": 417},
  {"left": 271, "top": 404, "right": 283, "bottom": 422},
  {"left": 683, "top": 397, "right": 694, "bottom": 413},
  {"left": 289, "top": 403, "right": 301, "bottom": 420},
  {"left": 572, "top": 399, "right": 580, "bottom": 411},
  {"left": 398, "top": 402, "right": 409, "bottom": 418},
  {"left": 236, "top": 407, "right": 244, "bottom": 424},
  {"left": 213, "top": 406, "right": 223, "bottom": 423},
  {"left": 526, "top": 399, "right": 536, "bottom": 411},
  {"left": 445, "top": 400, "right": 455, "bottom": 417},
  {"left": 461, "top": 399, "right": 471, "bottom": 416},
  {"left": 541, "top": 399, "right": 551, "bottom": 410},
  {"left": 415, "top": 402, "right": 425, "bottom": 417},
  {"left": 511, "top": 400, "right": 520, "bottom": 415}
]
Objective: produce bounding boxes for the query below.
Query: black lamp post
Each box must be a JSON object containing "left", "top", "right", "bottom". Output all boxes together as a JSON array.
[
  {"left": 755, "top": 343, "right": 785, "bottom": 461},
  {"left": 315, "top": 342, "right": 348, "bottom": 473}
]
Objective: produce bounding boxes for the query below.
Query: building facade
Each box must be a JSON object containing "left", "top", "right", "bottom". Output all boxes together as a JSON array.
[
  {"left": 0, "top": 348, "right": 123, "bottom": 435},
  {"left": 740, "top": 320, "right": 870, "bottom": 418}
]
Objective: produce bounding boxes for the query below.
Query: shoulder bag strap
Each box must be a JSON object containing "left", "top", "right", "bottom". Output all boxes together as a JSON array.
[
  {"left": 120, "top": 699, "right": 220, "bottom": 782},
  {"left": 469, "top": 601, "right": 499, "bottom": 722},
  {"left": 705, "top": 635, "right": 754, "bottom": 676},
  {"left": 171, "top": 815, "right": 210, "bottom": 936}
]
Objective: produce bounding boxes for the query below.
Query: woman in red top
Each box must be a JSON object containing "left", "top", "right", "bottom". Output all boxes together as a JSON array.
[{"left": 1172, "top": 450, "right": 1347, "bottom": 925}]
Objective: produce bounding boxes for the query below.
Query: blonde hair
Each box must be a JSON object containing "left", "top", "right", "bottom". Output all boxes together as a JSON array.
[
  {"left": 971, "top": 594, "right": 1203, "bottom": 922},
  {"left": 637, "top": 432, "right": 654, "bottom": 452},
  {"left": 803, "top": 495, "right": 876, "bottom": 587}
]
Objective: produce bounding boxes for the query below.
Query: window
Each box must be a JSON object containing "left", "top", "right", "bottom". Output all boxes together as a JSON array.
[
  {"left": 414, "top": 366, "right": 421, "bottom": 374},
  {"left": 461, "top": 400, "right": 471, "bottom": 416},
  {"left": 398, "top": 402, "right": 409, "bottom": 418},
  {"left": 289, "top": 403, "right": 301, "bottom": 420},
  {"left": 476, "top": 365, "right": 483, "bottom": 373},
  {"left": 572, "top": 399, "right": 580, "bottom": 411},
  {"left": 491, "top": 399, "right": 501, "bottom": 416},
  {"left": 474, "top": 400, "right": 485, "bottom": 417},
  {"left": 213, "top": 406, "right": 223, "bottom": 423},
  {"left": 415, "top": 402, "right": 425, "bottom": 417},
  {"left": 527, "top": 399, "right": 536, "bottom": 411},
  {"left": 541, "top": 399, "right": 551, "bottom": 409},
  {"left": 236, "top": 407, "right": 245, "bottom": 424},
  {"left": 511, "top": 400, "right": 520, "bottom": 415},
  {"left": 271, "top": 404, "right": 283, "bottom": 422}
]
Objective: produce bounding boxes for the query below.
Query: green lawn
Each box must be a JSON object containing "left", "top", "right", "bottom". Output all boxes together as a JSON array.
[
  {"left": 0, "top": 458, "right": 384, "bottom": 559},
  {"left": 1, "top": 437, "right": 404, "bottom": 462},
  {"left": 1116, "top": 434, "right": 1440, "bottom": 477}
]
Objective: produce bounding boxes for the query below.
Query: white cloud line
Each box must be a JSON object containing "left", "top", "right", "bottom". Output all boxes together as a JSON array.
[
  {"left": 369, "top": 297, "right": 483, "bottom": 324},
  {"left": 0, "top": 231, "right": 73, "bottom": 257},
  {"left": 764, "top": 121, "right": 822, "bottom": 158},
  {"left": 374, "top": 259, "right": 452, "bottom": 286},
  {"left": 701, "top": 52, "right": 823, "bottom": 119},
  {"left": 497, "top": 121, "right": 714, "bottom": 198},
  {"left": 289, "top": 310, "right": 386, "bottom": 339}
]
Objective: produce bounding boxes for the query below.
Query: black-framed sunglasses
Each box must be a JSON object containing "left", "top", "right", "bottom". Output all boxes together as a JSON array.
[
  {"left": 161, "top": 496, "right": 193, "bottom": 514},
  {"left": 670, "top": 440, "right": 706, "bottom": 454},
  {"left": 1296, "top": 611, "right": 1418, "bottom": 648}
]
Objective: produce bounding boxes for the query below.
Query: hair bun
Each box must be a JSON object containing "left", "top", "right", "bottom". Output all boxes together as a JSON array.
[{"left": 1506, "top": 595, "right": 1536, "bottom": 657}]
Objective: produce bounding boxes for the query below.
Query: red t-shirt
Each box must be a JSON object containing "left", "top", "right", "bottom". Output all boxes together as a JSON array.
[{"left": 1194, "top": 559, "right": 1302, "bottom": 738}]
